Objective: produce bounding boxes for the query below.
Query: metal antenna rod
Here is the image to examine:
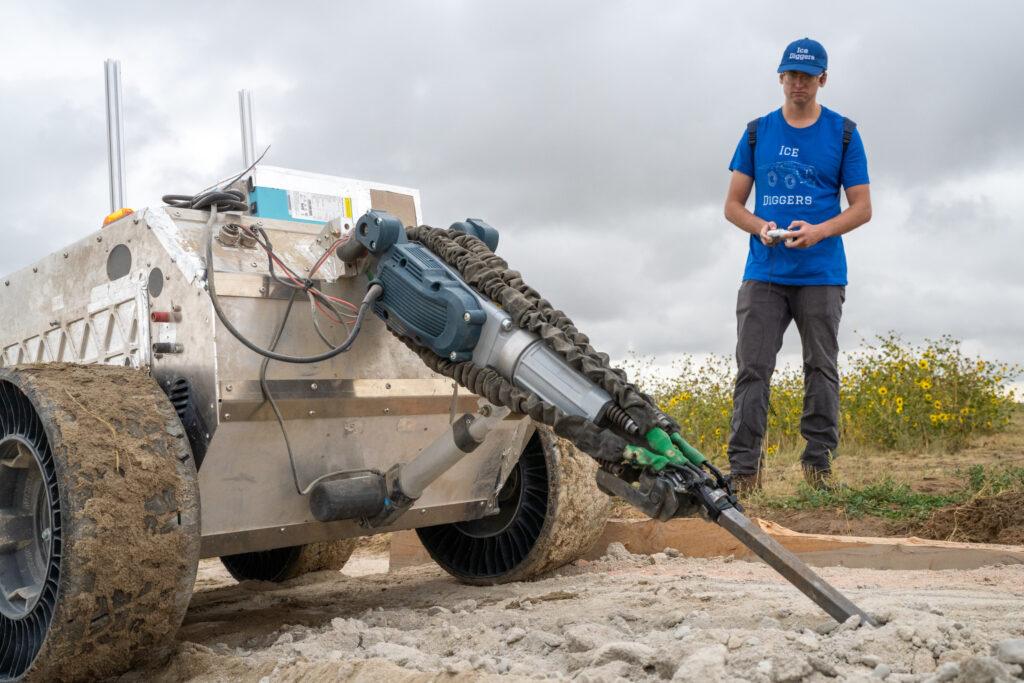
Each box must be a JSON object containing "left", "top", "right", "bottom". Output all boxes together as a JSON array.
[
  {"left": 104, "top": 59, "right": 127, "bottom": 212},
  {"left": 238, "top": 89, "right": 255, "bottom": 168}
]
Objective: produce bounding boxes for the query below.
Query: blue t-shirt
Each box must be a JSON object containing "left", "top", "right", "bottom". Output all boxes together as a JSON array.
[{"left": 728, "top": 106, "right": 869, "bottom": 286}]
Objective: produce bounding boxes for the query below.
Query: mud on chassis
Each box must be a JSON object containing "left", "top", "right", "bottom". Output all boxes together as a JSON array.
[{"left": 0, "top": 179, "right": 873, "bottom": 680}]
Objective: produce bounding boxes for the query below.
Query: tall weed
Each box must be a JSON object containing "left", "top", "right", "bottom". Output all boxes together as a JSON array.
[{"left": 636, "top": 334, "right": 1019, "bottom": 462}]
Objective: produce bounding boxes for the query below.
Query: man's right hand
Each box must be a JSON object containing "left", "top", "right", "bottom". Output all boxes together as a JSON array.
[{"left": 759, "top": 222, "right": 779, "bottom": 246}]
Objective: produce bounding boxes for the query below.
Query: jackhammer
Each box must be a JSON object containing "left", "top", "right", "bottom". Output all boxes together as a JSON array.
[{"left": 301, "top": 209, "right": 875, "bottom": 626}]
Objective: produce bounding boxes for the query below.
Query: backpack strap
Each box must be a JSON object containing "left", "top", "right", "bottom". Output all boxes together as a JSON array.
[
  {"left": 840, "top": 117, "right": 857, "bottom": 186},
  {"left": 746, "top": 118, "right": 759, "bottom": 149}
]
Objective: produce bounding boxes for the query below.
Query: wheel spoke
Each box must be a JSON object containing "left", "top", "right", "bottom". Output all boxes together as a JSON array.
[{"left": 4, "top": 585, "right": 39, "bottom": 604}]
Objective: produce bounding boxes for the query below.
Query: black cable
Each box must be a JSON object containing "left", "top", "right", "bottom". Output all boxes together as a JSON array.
[
  {"left": 258, "top": 288, "right": 310, "bottom": 495},
  {"left": 203, "top": 206, "right": 382, "bottom": 363},
  {"left": 163, "top": 188, "right": 250, "bottom": 213},
  {"left": 194, "top": 144, "right": 272, "bottom": 197}
]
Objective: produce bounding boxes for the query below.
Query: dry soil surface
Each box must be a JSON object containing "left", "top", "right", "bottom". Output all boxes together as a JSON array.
[{"left": 117, "top": 543, "right": 1024, "bottom": 683}]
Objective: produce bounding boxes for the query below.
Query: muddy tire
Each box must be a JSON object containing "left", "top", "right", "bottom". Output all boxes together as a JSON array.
[
  {"left": 220, "top": 539, "right": 358, "bottom": 583},
  {"left": 0, "top": 364, "right": 200, "bottom": 682},
  {"left": 417, "top": 426, "right": 611, "bottom": 585}
]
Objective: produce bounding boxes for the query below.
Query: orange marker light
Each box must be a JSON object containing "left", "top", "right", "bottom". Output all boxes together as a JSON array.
[{"left": 102, "top": 207, "right": 134, "bottom": 226}]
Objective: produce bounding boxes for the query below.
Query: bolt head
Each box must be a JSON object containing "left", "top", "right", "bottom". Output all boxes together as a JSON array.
[
  {"left": 449, "top": 351, "right": 458, "bottom": 361},
  {"left": 375, "top": 217, "right": 383, "bottom": 225},
  {"left": 500, "top": 318, "right": 513, "bottom": 331},
  {"left": 463, "top": 312, "right": 472, "bottom": 322},
  {"left": 311, "top": 382, "right": 318, "bottom": 390},
  {"left": 225, "top": 384, "right": 233, "bottom": 392}
]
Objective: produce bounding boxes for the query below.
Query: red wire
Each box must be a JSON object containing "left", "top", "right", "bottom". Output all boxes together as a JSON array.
[
  {"left": 313, "top": 298, "right": 343, "bottom": 324},
  {"left": 247, "top": 228, "right": 360, "bottom": 315}
]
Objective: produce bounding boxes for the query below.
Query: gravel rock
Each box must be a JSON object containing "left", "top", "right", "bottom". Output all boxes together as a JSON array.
[
  {"left": 663, "top": 547, "right": 681, "bottom": 558},
  {"left": 590, "top": 641, "right": 657, "bottom": 667},
  {"left": 453, "top": 599, "right": 477, "bottom": 613},
  {"left": 808, "top": 656, "right": 839, "bottom": 677},
  {"left": 924, "top": 662, "right": 959, "bottom": 682},
  {"left": 575, "top": 660, "right": 633, "bottom": 683},
  {"left": 562, "top": 623, "right": 620, "bottom": 653},
  {"left": 426, "top": 606, "right": 449, "bottom": 616},
  {"left": 795, "top": 631, "right": 820, "bottom": 651},
  {"left": 836, "top": 614, "right": 863, "bottom": 633},
  {"left": 604, "top": 542, "right": 632, "bottom": 560},
  {"left": 771, "top": 654, "right": 813, "bottom": 682},
  {"left": 872, "top": 662, "right": 892, "bottom": 679},
  {"left": 957, "top": 656, "right": 1014, "bottom": 682},
  {"left": 673, "top": 644, "right": 727, "bottom": 681},
  {"left": 913, "top": 648, "right": 938, "bottom": 674},
  {"left": 523, "top": 630, "right": 564, "bottom": 651},
  {"left": 366, "top": 642, "right": 435, "bottom": 669},
  {"left": 504, "top": 627, "right": 527, "bottom": 645},
  {"left": 994, "top": 639, "right": 1024, "bottom": 665}
]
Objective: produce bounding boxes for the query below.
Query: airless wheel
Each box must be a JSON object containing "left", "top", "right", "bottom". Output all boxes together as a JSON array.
[
  {"left": 0, "top": 364, "right": 200, "bottom": 682},
  {"left": 220, "top": 539, "right": 358, "bottom": 583},
  {"left": 416, "top": 426, "right": 611, "bottom": 585}
]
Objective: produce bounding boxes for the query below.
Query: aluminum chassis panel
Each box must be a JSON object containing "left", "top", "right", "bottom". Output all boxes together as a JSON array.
[{"left": 0, "top": 204, "right": 532, "bottom": 558}]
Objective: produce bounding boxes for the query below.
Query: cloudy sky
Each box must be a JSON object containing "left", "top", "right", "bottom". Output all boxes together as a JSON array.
[{"left": 2, "top": 1, "right": 1023, "bottom": 382}]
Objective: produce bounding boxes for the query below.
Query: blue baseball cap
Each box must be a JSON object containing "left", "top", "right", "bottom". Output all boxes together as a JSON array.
[{"left": 778, "top": 38, "right": 828, "bottom": 75}]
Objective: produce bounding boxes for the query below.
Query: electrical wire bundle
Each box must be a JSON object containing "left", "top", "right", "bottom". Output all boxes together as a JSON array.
[
  {"left": 160, "top": 178, "right": 382, "bottom": 494},
  {"left": 239, "top": 220, "right": 359, "bottom": 345}
]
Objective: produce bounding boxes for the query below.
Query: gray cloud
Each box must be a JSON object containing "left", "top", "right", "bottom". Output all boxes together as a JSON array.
[{"left": 2, "top": 0, "right": 1023, "bottom": 379}]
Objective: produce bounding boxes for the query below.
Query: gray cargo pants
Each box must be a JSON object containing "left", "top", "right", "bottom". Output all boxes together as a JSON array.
[{"left": 727, "top": 280, "right": 845, "bottom": 475}]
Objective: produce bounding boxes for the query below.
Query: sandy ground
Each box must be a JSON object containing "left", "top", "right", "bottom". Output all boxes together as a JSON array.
[{"left": 118, "top": 543, "right": 1024, "bottom": 682}]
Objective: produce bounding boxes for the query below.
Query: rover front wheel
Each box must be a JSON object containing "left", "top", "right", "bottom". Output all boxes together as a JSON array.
[{"left": 0, "top": 364, "right": 200, "bottom": 682}]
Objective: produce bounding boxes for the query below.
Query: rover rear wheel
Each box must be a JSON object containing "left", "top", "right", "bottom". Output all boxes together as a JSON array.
[
  {"left": 416, "top": 426, "right": 611, "bottom": 585},
  {"left": 220, "top": 539, "right": 358, "bottom": 583},
  {"left": 0, "top": 364, "right": 200, "bottom": 682}
]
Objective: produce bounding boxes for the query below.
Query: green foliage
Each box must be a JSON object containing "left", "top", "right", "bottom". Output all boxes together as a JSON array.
[
  {"left": 965, "top": 464, "right": 1024, "bottom": 496},
  {"left": 635, "top": 334, "right": 1019, "bottom": 459},
  {"left": 763, "top": 480, "right": 966, "bottom": 521},
  {"left": 761, "top": 464, "right": 1024, "bottom": 520},
  {"left": 841, "top": 334, "right": 1019, "bottom": 451}
]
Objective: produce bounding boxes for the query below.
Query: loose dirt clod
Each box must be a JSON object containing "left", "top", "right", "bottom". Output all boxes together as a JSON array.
[{"left": 919, "top": 492, "right": 1024, "bottom": 544}]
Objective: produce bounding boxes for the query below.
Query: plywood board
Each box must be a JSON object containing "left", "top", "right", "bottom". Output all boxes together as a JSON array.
[
  {"left": 390, "top": 518, "right": 1024, "bottom": 572},
  {"left": 370, "top": 189, "right": 418, "bottom": 228}
]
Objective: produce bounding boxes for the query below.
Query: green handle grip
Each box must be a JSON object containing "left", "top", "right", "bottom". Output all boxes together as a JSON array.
[{"left": 670, "top": 432, "right": 708, "bottom": 466}]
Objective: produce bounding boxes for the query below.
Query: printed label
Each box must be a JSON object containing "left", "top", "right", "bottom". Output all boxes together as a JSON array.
[{"left": 287, "top": 191, "right": 345, "bottom": 222}]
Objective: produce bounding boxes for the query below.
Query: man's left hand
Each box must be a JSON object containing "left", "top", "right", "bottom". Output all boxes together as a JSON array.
[{"left": 783, "top": 220, "right": 829, "bottom": 249}]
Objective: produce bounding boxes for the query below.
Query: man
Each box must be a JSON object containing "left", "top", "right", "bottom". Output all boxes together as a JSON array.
[{"left": 723, "top": 37, "right": 872, "bottom": 493}]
